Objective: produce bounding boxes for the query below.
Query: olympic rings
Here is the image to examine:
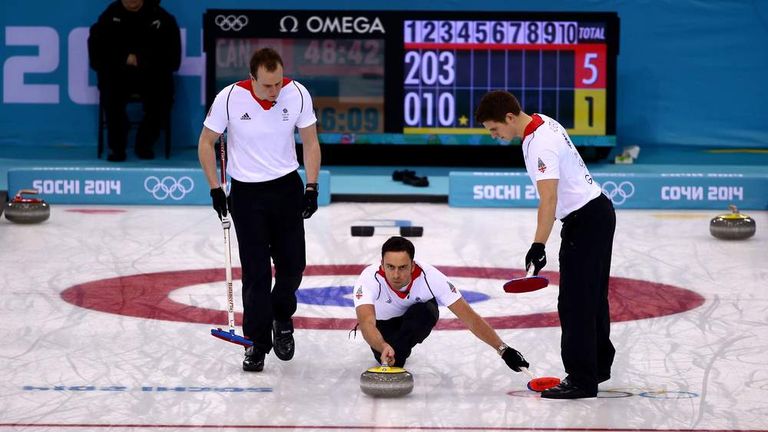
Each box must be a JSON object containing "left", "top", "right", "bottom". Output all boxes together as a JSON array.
[
  {"left": 639, "top": 390, "right": 699, "bottom": 399},
  {"left": 143, "top": 176, "right": 194, "bottom": 201},
  {"left": 601, "top": 180, "right": 635, "bottom": 205},
  {"left": 598, "top": 390, "right": 635, "bottom": 398},
  {"left": 506, "top": 388, "right": 699, "bottom": 399},
  {"left": 214, "top": 15, "right": 249, "bottom": 32}
]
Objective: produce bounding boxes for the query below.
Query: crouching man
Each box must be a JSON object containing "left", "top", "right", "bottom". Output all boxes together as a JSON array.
[{"left": 353, "top": 236, "right": 530, "bottom": 373}]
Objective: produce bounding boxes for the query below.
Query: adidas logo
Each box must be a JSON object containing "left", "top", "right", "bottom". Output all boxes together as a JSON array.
[{"left": 240, "top": 113, "right": 251, "bottom": 120}]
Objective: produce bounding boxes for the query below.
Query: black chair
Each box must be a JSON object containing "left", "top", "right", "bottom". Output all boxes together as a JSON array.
[{"left": 97, "top": 93, "right": 172, "bottom": 159}]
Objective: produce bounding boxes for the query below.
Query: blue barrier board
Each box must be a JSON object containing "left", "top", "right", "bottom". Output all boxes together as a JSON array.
[
  {"left": 449, "top": 171, "right": 768, "bottom": 210},
  {"left": 8, "top": 168, "right": 330, "bottom": 206}
]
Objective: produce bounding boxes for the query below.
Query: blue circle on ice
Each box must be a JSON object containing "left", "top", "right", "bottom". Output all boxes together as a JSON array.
[{"left": 296, "top": 286, "right": 490, "bottom": 307}]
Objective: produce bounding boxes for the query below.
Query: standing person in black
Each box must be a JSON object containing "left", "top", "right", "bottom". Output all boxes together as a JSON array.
[
  {"left": 88, "top": 0, "right": 181, "bottom": 162},
  {"left": 198, "top": 48, "right": 322, "bottom": 372},
  {"left": 476, "top": 91, "right": 616, "bottom": 399}
]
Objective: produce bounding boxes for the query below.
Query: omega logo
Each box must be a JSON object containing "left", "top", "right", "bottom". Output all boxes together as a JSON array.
[
  {"left": 279, "top": 16, "right": 299, "bottom": 32},
  {"left": 279, "top": 15, "right": 386, "bottom": 34}
]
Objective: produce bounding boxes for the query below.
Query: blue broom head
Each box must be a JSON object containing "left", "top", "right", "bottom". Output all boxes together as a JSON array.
[{"left": 211, "top": 328, "right": 253, "bottom": 347}]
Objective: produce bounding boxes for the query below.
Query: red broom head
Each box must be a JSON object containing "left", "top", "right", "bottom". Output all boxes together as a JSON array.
[{"left": 527, "top": 377, "right": 561, "bottom": 392}]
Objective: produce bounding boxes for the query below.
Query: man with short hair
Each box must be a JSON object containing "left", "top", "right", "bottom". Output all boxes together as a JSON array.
[
  {"left": 198, "top": 47, "right": 321, "bottom": 372},
  {"left": 88, "top": 0, "right": 181, "bottom": 161},
  {"left": 475, "top": 90, "right": 616, "bottom": 399},
  {"left": 353, "top": 236, "right": 530, "bottom": 374}
]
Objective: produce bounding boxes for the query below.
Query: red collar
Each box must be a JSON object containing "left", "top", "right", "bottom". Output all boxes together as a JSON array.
[
  {"left": 377, "top": 264, "right": 423, "bottom": 299},
  {"left": 522, "top": 114, "right": 544, "bottom": 140},
  {"left": 235, "top": 77, "right": 293, "bottom": 110}
]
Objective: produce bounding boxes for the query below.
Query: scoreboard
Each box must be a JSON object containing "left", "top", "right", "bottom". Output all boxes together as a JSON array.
[{"left": 203, "top": 10, "right": 619, "bottom": 153}]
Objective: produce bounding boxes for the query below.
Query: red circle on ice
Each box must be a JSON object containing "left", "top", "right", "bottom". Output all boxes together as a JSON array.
[{"left": 60, "top": 265, "right": 705, "bottom": 330}]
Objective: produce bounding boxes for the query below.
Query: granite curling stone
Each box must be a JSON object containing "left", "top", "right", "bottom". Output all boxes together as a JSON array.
[
  {"left": 4, "top": 189, "right": 50, "bottom": 224},
  {"left": 710, "top": 205, "right": 755, "bottom": 240},
  {"left": 360, "top": 365, "right": 414, "bottom": 397}
]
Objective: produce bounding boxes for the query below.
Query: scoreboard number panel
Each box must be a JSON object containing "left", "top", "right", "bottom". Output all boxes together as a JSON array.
[
  {"left": 574, "top": 89, "right": 606, "bottom": 135},
  {"left": 204, "top": 10, "right": 618, "bottom": 148}
]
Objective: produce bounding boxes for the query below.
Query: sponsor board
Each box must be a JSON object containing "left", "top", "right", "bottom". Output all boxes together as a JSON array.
[
  {"left": 8, "top": 168, "right": 330, "bottom": 206},
  {"left": 449, "top": 171, "right": 768, "bottom": 209}
]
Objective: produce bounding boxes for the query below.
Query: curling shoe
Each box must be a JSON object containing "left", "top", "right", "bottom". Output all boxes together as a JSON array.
[
  {"left": 273, "top": 319, "right": 295, "bottom": 361},
  {"left": 541, "top": 378, "right": 597, "bottom": 399},
  {"left": 243, "top": 346, "right": 265, "bottom": 372}
]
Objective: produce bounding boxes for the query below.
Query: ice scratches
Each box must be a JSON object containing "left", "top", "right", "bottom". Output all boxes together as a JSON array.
[{"left": 2, "top": 205, "right": 767, "bottom": 430}]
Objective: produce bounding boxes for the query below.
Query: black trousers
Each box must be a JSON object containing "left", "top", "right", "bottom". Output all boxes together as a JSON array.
[
  {"left": 558, "top": 193, "right": 616, "bottom": 392},
  {"left": 371, "top": 299, "right": 439, "bottom": 367},
  {"left": 230, "top": 171, "right": 306, "bottom": 353},
  {"left": 98, "top": 70, "right": 173, "bottom": 156}
]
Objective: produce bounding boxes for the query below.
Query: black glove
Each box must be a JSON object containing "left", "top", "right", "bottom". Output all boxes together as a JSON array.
[
  {"left": 210, "top": 188, "right": 230, "bottom": 220},
  {"left": 301, "top": 188, "right": 318, "bottom": 219},
  {"left": 525, "top": 242, "right": 547, "bottom": 275},
  {"left": 502, "top": 346, "right": 530, "bottom": 372}
]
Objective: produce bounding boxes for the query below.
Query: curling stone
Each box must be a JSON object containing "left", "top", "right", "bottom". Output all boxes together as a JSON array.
[
  {"left": 709, "top": 205, "right": 756, "bottom": 240},
  {"left": 360, "top": 365, "right": 414, "bottom": 397},
  {"left": 4, "top": 189, "right": 50, "bottom": 224}
]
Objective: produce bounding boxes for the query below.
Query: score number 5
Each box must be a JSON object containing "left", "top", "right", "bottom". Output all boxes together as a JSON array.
[
  {"left": 575, "top": 48, "right": 605, "bottom": 88},
  {"left": 582, "top": 53, "right": 598, "bottom": 85}
]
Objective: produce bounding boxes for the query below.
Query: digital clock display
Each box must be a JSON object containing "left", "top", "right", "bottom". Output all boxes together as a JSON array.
[
  {"left": 204, "top": 10, "right": 618, "bottom": 149},
  {"left": 212, "top": 37, "right": 385, "bottom": 134}
]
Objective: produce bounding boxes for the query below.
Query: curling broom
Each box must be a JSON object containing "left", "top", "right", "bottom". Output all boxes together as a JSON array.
[
  {"left": 502, "top": 266, "right": 549, "bottom": 293},
  {"left": 521, "top": 367, "right": 561, "bottom": 392},
  {"left": 210, "top": 133, "right": 252, "bottom": 347}
]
